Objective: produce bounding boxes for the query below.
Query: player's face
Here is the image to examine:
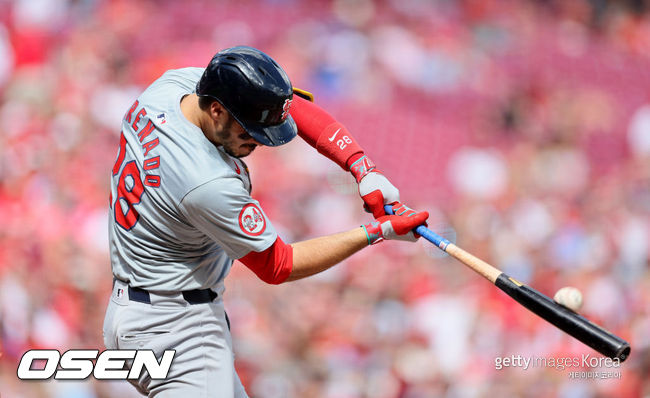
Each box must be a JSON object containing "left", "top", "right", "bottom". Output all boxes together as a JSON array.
[{"left": 215, "top": 114, "right": 260, "bottom": 158}]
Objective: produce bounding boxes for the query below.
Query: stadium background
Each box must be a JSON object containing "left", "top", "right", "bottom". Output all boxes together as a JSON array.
[{"left": 0, "top": 0, "right": 649, "bottom": 396}]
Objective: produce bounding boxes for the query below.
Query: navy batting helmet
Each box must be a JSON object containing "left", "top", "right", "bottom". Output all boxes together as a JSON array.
[{"left": 196, "top": 46, "right": 297, "bottom": 146}]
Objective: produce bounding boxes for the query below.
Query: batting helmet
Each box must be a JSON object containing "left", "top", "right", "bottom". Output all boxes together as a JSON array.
[{"left": 196, "top": 46, "right": 297, "bottom": 146}]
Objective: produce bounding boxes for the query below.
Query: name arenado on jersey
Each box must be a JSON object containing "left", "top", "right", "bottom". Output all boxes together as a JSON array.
[{"left": 123, "top": 99, "right": 161, "bottom": 188}]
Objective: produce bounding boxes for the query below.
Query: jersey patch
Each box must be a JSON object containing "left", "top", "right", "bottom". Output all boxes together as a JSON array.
[{"left": 238, "top": 204, "right": 266, "bottom": 236}]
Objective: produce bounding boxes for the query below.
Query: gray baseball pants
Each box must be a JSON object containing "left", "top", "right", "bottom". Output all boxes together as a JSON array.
[{"left": 103, "top": 279, "right": 248, "bottom": 397}]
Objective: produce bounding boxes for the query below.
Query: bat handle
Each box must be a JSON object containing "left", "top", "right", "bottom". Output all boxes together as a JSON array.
[{"left": 383, "top": 205, "right": 451, "bottom": 250}]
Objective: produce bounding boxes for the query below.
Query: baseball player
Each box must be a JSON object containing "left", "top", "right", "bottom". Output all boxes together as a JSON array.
[{"left": 103, "top": 46, "right": 428, "bottom": 397}]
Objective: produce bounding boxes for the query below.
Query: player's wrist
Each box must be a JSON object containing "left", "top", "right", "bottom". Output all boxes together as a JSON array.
[
  {"left": 362, "top": 220, "right": 384, "bottom": 245},
  {"left": 350, "top": 155, "right": 377, "bottom": 183},
  {"left": 346, "top": 152, "right": 365, "bottom": 170}
]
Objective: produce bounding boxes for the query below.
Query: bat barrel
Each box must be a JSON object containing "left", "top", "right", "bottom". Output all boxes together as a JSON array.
[{"left": 495, "top": 274, "right": 631, "bottom": 362}]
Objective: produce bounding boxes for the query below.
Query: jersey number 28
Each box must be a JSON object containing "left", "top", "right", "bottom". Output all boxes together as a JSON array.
[{"left": 112, "top": 133, "right": 144, "bottom": 230}]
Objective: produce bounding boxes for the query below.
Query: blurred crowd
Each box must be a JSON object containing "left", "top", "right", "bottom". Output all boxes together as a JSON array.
[{"left": 1, "top": 0, "right": 649, "bottom": 397}]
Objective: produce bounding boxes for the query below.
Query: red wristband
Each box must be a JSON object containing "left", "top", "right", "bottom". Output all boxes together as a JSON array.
[
  {"left": 349, "top": 155, "right": 376, "bottom": 183},
  {"left": 362, "top": 221, "right": 383, "bottom": 245}
]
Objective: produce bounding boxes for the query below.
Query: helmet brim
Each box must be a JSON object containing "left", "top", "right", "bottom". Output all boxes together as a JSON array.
[{"left": 242, "top": 115, "right": 297, "bottom": 147}]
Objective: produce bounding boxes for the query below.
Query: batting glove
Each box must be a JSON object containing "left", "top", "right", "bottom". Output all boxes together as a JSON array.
[
  {"left": 350, "top": 155, "right": 400, "bottom": 219},
  {"left": 362, "top": 202, "right": 429, "bottom": 244}
]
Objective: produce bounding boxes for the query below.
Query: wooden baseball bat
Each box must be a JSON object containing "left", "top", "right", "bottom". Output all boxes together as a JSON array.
[{"left": 385, "top": 206, "right": 631, "bottom": 362}]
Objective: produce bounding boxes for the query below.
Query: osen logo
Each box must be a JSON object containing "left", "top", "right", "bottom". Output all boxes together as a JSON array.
[
  {"left": 238, "top": 204, "right": 266, "bottom": 236},
  {"left": 17, "top": 349, "right": 175, "bottom": 380}
]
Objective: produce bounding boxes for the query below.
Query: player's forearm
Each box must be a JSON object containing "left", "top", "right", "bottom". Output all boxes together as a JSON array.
[
  {"left": 285, "top": 227, "right": 368, "bottom": 282},
  {"left": 290, "top": 96, "right": 364, "bottom": 170}
]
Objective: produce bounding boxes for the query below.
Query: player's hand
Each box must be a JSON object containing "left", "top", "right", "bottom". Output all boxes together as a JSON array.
[
  {"left": 350, "top": 155, "right": 400, "bottom": 219},
  {"left": 362, "top": 202, "right": 428, "bottom": 244}
]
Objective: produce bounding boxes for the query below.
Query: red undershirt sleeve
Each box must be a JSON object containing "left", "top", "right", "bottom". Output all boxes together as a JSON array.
[
  {"left": 238, "top": 237, "right": 294, "bottom": 285},
  {"left": 290, "top": 96, "right": 365, "bottom": 170}
]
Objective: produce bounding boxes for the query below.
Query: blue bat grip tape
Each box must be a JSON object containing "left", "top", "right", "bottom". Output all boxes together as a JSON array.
[{"left": 384, "top": 205, "right": 451, "bottom": 251}]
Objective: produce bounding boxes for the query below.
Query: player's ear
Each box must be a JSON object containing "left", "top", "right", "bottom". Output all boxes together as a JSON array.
[{"left": 209, "top": 100, "right": 227, "bottom": 122}]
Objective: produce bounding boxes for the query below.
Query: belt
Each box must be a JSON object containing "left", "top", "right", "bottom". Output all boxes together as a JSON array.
[{"left": 127, "top": 285, "right": 217, "bottom": 305}]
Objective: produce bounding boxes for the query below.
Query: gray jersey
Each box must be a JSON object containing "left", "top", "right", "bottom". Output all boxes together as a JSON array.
[{"left": 109, "top": 67, "right": 277, "bottom": 294}]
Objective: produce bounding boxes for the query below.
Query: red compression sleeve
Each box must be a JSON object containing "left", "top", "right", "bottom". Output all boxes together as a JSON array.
[
  {"left": 290, "top": 96, "right": 364, "bottom": 170},
  {"left": 238, "top": 237, "right": 293, "bottom": 285}
]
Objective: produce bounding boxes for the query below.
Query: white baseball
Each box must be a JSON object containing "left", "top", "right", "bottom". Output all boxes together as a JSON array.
[{"left": 553, "top": 286, "right": 583, "bottom": 312}]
